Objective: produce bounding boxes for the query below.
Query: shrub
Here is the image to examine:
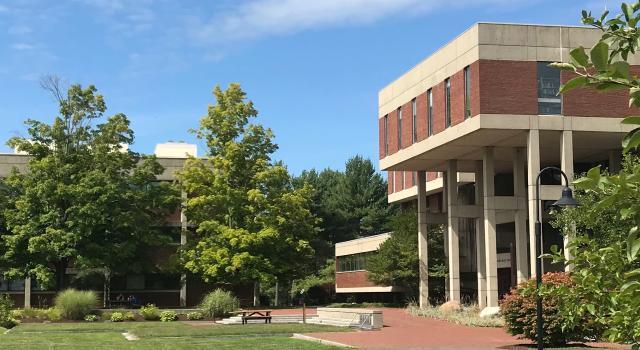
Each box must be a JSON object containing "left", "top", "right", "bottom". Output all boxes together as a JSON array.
[
  {"left": 110, "top": 312, "right": 124, "bottom": 322},
  {"left": 186, "top": 311, "right": 204, "bottom": 320},
  {"left": 501, "top": 272, "right": 600, "bottom": 346},
  {"left": 139, "top": 304, "right": 160, "bottom": 321},
  {"left": 199, "top": 289, "right": 239, "bottom": 319},
  {"left": 124, "top": 311, "right": 135, "bottom": 321},
  {"left": 84, "top": 314, "right": 99, "bottom": 322},
  {"left": 160, "top": 311, "right": 178, "bottom": 322},
  {"left": 54, "top": 289, "right": 97, "bottom": 320},
  {"left": 0, "top": 294, "right": 19, "bottom": 329}
]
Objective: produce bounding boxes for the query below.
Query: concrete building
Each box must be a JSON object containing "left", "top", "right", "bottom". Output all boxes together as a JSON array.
[
  {"left": 378, "top": 23, "right": 636, "bottom": 314},
  {"left": 335, "top": 233, "right": 404, "bottom": 301},
  {"left": 0, "top": 141, "right": 251, "bottom": 308}
]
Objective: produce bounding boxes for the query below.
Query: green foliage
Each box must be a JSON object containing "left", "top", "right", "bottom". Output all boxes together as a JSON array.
[
  {"left": 160, "top": 311, "right": 178, "bottom": 322},
  {"left": 124, "top": 311, "right": 135, "bottom": 321},
  {"left": 0, "top": 294, "right": 19, "bottom": 329},
  {"left": 19, "top": 307, "right": 61, "bottom": 321},
  {"left": 199, "top": 289, "right": 239, "bottom": 319},
  {"left": 501, "top": 273, "right": 600, "bottom": 346},
  {"left": 407, "top": 303, "right": 503, "bottom": 328},
  {"left": 54, "top": 289, "right": 97, "bottom": 320},
  {"left": 186, "top": 311, "right": 204, "bottom": 320},
  {"left": 0, "top": 79, "right": 180, "bottom": 289},
  {"left": 294, "top": 157, "right": 396, "bottom": 269},
  {"left": 84, "top": 314, "right": 99, "bottom": 322},
  {"left": 139, "top": 304, "right": 160, "bottom": 321},
  {"left": 366, "top": 211, "right": 446, "bottom": 299},
  {"left": 110, "top": 312, "right": 124, "bottom": 322},
  {"left": 291, "top": 260, "right": 335, "bottom": 303},
  {"left": 178, "top": 83, "right": 317, "bottom": 286},
  {"left": 548, "top": 3, "right": 640, "bottom": 348}
]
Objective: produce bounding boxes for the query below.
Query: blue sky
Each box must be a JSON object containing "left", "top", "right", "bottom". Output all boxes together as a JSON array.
[{"left": 0, "top": 0, "right": 624, "bottom": 174}]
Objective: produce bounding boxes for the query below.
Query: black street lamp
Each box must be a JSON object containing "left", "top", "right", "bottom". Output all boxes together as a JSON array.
[{"left": 535, "top": 166, "right": 579, "bottom": 350}]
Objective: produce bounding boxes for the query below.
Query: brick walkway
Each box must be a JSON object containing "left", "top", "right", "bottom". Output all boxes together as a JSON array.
[{"left": 306, "top": 307, "right": 524, "bottom": 349}]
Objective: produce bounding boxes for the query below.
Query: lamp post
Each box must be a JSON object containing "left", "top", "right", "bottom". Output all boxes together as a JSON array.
[{"left": 535, "top": 167, "right": 579, "bottom": 350}]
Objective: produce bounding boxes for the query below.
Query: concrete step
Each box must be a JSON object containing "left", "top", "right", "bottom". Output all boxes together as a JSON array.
[{"left": 306, "top": 318, "right": 357, "bottom": 327}]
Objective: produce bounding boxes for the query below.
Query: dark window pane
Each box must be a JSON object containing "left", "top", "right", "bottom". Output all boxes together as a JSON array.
[
  {"left": 538, "top": 102, "right": 561, "bottom": 115},
  {"left": 445, "top": 79, "right": 451, "bottom": 127}
]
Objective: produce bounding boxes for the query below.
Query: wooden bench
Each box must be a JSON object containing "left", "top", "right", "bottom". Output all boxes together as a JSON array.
[{"left": 239, "top": 310, "right": 272, "bottom": 324}]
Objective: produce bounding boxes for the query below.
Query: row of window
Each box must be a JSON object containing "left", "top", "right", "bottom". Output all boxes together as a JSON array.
[
  {"left": 0, "top": 274, "right": 181, "bottom": 292},
  {"left": 337, "top": 252, "right": 376, "bottom": 272},
  {"left": 383, "top": 62, "right": 562, "bottom": 157},
  {"left": 383, "top": 66, "right": 472, "bottom": 156}
]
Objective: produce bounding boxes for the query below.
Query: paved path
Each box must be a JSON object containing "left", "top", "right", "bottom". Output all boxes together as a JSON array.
[{"left": 306, "top": 308, "right": 524, "bottom": 349}]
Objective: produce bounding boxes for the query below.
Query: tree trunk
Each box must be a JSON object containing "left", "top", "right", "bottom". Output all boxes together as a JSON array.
[
  {"left": 253, "top": 281, "right": 260, "bottom": 307},
  {"left": 274, "top": 280, "right": 279, "bottom": 307},
  {"left": 103, "top": 268, "right": 111, "bottom": 308}
]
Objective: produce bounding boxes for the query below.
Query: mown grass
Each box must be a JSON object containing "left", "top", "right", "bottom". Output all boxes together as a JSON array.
[
  {"left": 0, "top": 322, "right": 348, "bottom": 349},
  {"left": 407, "top": 304, "right": 504, "bottom": 327}
]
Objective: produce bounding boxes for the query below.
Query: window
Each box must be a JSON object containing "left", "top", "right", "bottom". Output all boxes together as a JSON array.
[
  {"left": 389, "top": 171, "right": 394, "bottom": 192},
  {"left": 337, "top": 252, "right": 375, "bottom": 272},
  {"left": 411, "top": 98, "right": 417, "bottom": 143},
  {"left": 427, "top": 89, "right": 433, "bottom": 136},
  {"left": 464, "top": 66, "right": 471, "bottom": 119},
  {"left": 412, "top": 171, "right": 416, "bottom": 186},
  {"left": 445, "top": 78, "right": 451, "bottom": 127},
  {"left": 537, "top": 61, "right": 562, "bottom": 115},
  {"left": 383, "top": 115, "right": 389, "bottom": 156},
  {"left": 397, "top": 107, "right": 402, "bottom": 150}
]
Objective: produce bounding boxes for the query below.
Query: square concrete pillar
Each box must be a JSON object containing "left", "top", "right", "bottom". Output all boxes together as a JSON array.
[
  {"left": 417, "top": 171, "right": 429, "bottom": 308},
  {"left": 24, "top": 277, "right": 31, "bottom": 309},
  {"left": 609, "top": 150, "right": 622, "bottom": 173},
  {"left": 513, "top": 148, "right": 529, "bottom": 283},
  {"left": 474, "top": 160, "right": 487, "bottom": 308},
  {"left": 482, "top": 148, "right": 499, "bottom": 309},
  {"left": 561, "top": 130, "right": 574, "bottom": 272},
  {"left": 446, "top": 160, "right": 461, "bottom": 302},
  {"left": 527, "top": 130, "right": 541, "bottom": 278}
]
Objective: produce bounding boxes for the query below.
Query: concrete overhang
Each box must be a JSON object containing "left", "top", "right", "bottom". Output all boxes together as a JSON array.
[{"left": 380, "top": 115, "right": 633, "bottom": 173}]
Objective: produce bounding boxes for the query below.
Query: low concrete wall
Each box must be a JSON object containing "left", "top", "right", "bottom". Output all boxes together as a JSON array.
[{"left": 317, "top": 307, "right": 383, "bottom": 329}]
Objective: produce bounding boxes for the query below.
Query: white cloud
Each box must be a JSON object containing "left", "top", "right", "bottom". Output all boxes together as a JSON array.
[
  {"left": 188, "top": 0, "right": 519, "bottom": 43},
  {"left": 11, "top": 43, "right": 35, "bottom": 50}
]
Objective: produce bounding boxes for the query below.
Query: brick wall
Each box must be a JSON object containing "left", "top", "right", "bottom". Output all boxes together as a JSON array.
[
  {"left": 378, "top": 117, "right": 385, "bottom": 159},
  {"left": 416, "top": 92, "right": 428, "bottom": 142},
  {"left": 387, "top": 171, "right": 393, "bottom": 193},
  {"left": 470, "top": 61, "right": 481, "bottom": 118},
  {"left": 432, "top": 81, "right": 446, "bottom": 134},
  {"left": 478, "top": 60, "right": 538, "bottom": 115},
  {"left": 562, "top": 68, "right": 640, "bottom": 117},
  {"left": 401, "top": 101, "right": 413, "bottom": 148},
  {"left": 387, "top": 109, "right": 398, "bottom": 155},
  {"left": 450, "top": 69, "right": 466, "bottom": 126},
  {"left": 336, "top": 271, "right": 378, "bottom": 289}
]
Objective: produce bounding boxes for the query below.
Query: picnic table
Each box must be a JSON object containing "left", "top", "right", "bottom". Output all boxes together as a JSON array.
[{"left": 238, "top": 310, "right": 272, "bottom": 324}]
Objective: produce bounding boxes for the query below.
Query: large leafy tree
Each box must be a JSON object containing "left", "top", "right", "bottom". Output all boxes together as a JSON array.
[
  {"left": 0, "top": 78, "right": 180, "bottom": 299},
  {"left": 547, "top": 2, "right": 640, "bottom": 347},
  {"left": 177, "top": 84, "right": 317, "bottom": 299}
]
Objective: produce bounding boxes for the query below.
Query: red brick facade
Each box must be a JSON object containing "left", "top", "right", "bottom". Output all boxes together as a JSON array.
[
  {"left": 450, "top": 69, "right": 466, "bottom": 126},
  {"left": 477, "top": 60, "right": 538, "bottom": 115},
  {"left": 415, "top": 92, "right": 428, "bottom": 142},
  {"left": 336, "top": 271, "right": 377, "bottom": 289},
  {"left": 401, "top": 101, "right": 413, "bottom": 149},
  {"left": 561, "top": 68, "right": 640, "bottom": 117}
]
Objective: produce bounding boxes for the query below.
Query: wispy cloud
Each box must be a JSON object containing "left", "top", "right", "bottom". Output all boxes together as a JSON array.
[
  {"left": 11, "top": 43, "right": 36, "bottom": 50},
  {"left": 187, "top": 0, "right": 520, "bottom": 43},
  {"left": 8, "top": 24, "right": 32, "bottom": 35}
]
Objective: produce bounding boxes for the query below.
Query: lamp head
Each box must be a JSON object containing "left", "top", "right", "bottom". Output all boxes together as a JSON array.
[{"left": 552, "top": 186, "right": 579, "bottom": 208}]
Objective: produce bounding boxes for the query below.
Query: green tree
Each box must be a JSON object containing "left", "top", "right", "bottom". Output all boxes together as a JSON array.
[
  {"left": 366, "top": 211, "right": 445, "bottom": 300},
  {"left": 0, "top": 78, "right": 179, "bottom": 303},
  {"left": 177, "top": 84, "right": 318, "bottom": 304},
  {"left": 547, "top": 3, "right": 640, "bottom": 347}
]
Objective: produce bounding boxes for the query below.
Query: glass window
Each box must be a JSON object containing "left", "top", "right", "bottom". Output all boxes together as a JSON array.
[
  {"left": 537, "top": 61, "right": 562, "bottom": 115},
  {"left": 0, "top": 277, "right": 7, "bottom": 291},
  {"left": 336, "top": 252, "right": 375, "bottom": 272},
  {"left": 445, "top": 78, "right": 451, "bottom": 127},
  {"left": 464, "top": 66, "right": 471, "bottom": 119},
  {"left": 427, "top": 89, "right": 433, "bottom": 136},
  {"left": 9, "top": 279, "right": 24, "bottom": 291},
  {"left": 383, "top": 115, "right": 388, "bottom": 156},
  {"left": 411, "top": 98, "right": 417, "bottom": 143},
  {"left": 397, "top": 107, "right": 402, "bottom": 150}
]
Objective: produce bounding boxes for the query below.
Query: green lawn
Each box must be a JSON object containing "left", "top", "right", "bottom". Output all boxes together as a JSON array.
[{"left": 0, "top": 322, "right": 349, "bottom": 349}]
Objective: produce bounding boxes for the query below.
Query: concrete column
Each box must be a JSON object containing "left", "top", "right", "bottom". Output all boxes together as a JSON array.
[
  {"left": 179, "top": 191, "right": 188, "bottom": 307},
  {"left": 483, "top": 148, "right": 499, "bottom": 309},
  {"left": 561, "top": 130, "right": 574, "bottom": 272},
  {"left": 417, "top": 171, "right": 430, "bottom": 308},
  {"left": 609, "top": 150, "right": 622, "bottom": 174},
  {"left": 513, "top": 148, "right": 529, "bottom": 283},
  {"left": 475, "top": 161, "right": 487, "bottom": 308},
  {"left": 527, "top": 130, "right": 541, "bottom": 278},
  {"left": 24, "top": 277, "right": 31, "bottom": 309},
  {"left": 446, "top": 160, "right": 460, "bottom": 302}
]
